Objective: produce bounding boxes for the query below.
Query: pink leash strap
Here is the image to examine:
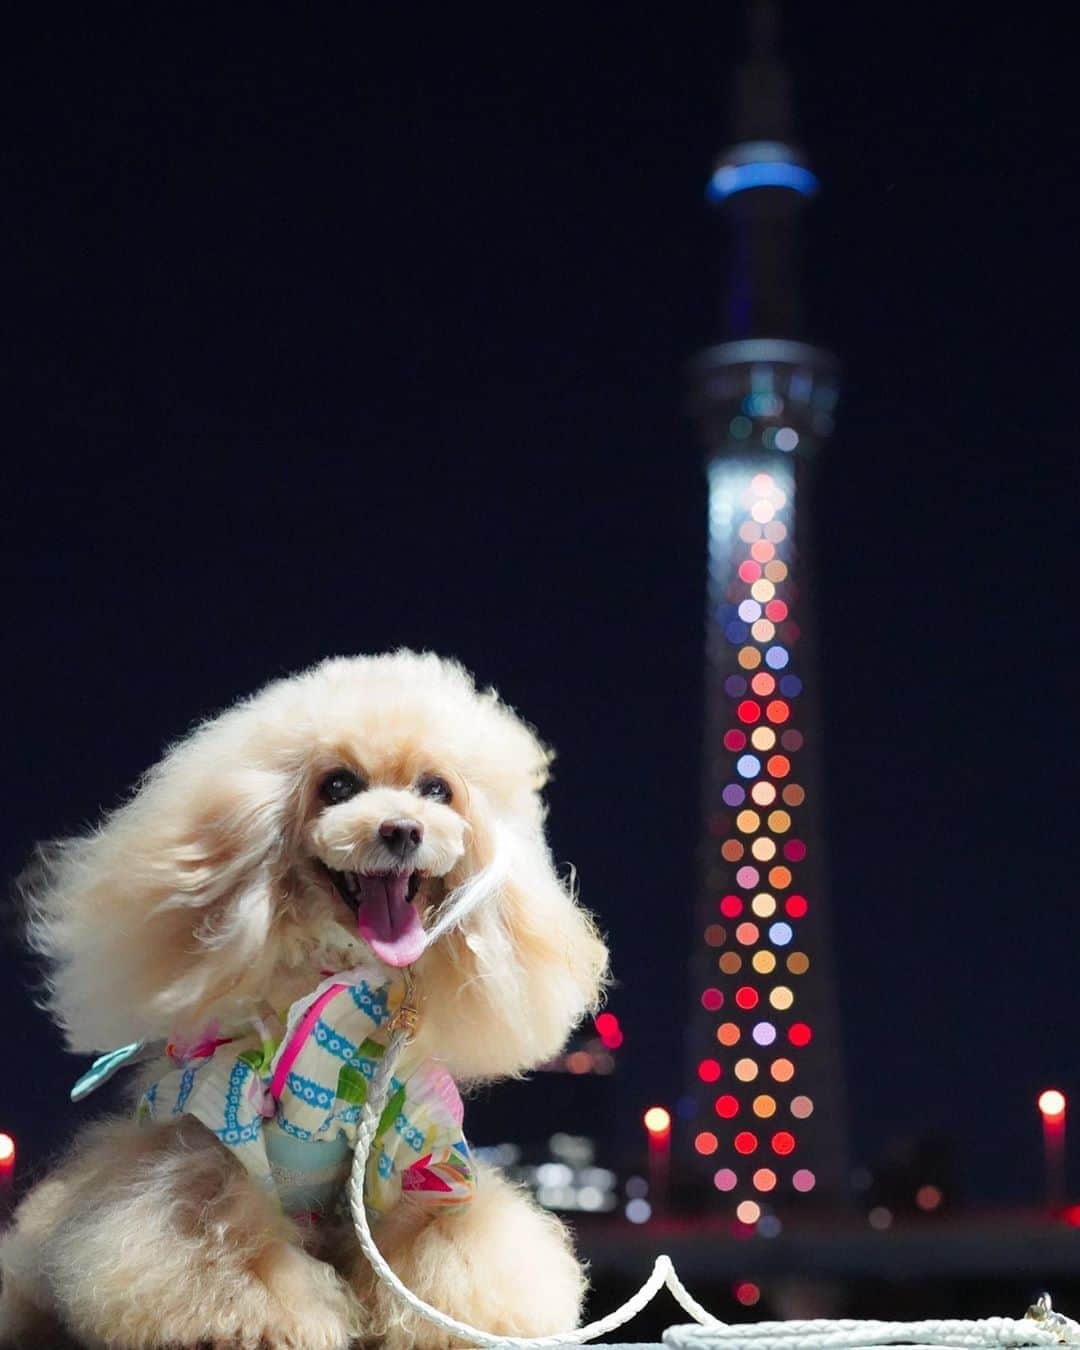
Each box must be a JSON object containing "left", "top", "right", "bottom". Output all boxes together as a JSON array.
[{"left": 269, "top": 982, "right": 346, "bottom": 1099}]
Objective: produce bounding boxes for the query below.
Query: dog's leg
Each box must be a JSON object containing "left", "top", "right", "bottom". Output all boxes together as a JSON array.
[
  {"left": 1, "top": 1116, "right": 359, "bottom": 1350},
  {"left": 0, "top": 1174, "right": 84, "bottom": 1347},
  {"left": 349, "top": 1161, "right": 587, "bottom": 1350}
]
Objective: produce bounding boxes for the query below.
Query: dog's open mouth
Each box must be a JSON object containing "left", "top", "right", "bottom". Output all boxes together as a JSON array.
[{"left": 326, "top": 867, "right": 426, "bottom": 968}]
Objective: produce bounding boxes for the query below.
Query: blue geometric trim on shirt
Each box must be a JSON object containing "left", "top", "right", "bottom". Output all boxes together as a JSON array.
[
  {"left": 286, "top": 1071, "right": 334, "bottom": 1111},
  {"left": 313, "top": 1018, "right": 359, "bottom": 1062},
  {"left": 350, "top": 981, "right": 389, "bottom": 1025}
]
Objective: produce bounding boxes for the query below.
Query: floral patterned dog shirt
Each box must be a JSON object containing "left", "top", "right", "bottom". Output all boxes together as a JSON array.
[{"left": 139, "top": 965, "right": 475, "bottom": 1223}]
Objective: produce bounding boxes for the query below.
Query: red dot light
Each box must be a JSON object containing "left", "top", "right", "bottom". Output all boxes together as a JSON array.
[
  {"left": 724, "top": 729, "right": 748, "bottom": 751},
  {"left": 765, "top": 599, "right": 788, "bottom": 622},
  {"left": 734, "top": 1131, "right": 758, "bottom": 1155},
  {"left": 738, "top": 561, "right": 762, "bottom": 583},
  {"left": 701, "top": 988, "right": 724, "bottom": 1012},
  {"left": 784, "top": 839, "right": 807, "bottom": 862},
  {"left": 785, "top": 895, "right": 808, "bottom": 918},
  {"left": 772, "top": 1131, "right": 796, "bottom": 1155},
  {"left": 737, "top": 700, "right": 762, "bottom": 724},
  {"left": 698, "top": 1059, "right": 722, "bottom": 1083},
  {"left": 715, "top": 1094, "right": 740, "bottom": 1118},
  {"left": 788, "top": 1022, "right": 813, "bottom": 1047},
  {"left": 720, "top": 895, "right": 744, "bottom": 918},
  {"left": 594, "top": 1012, "right": 623, "bottom": 1050},
  {"left": 735, "top": 986, "right": 759, "bottom": 1010}
]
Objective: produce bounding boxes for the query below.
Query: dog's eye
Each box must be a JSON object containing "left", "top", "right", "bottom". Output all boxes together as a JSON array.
[
  {"left": 417, "top": 775, "right": 453, "bottom": 805},
  {"left": 319, "top": 768, "right": 366, "bottom": 805}
]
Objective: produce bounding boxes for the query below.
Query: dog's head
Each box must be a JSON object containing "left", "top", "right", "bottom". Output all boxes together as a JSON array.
[{"left": 26, "top": 652, "right": 608, "bottom": 1081}]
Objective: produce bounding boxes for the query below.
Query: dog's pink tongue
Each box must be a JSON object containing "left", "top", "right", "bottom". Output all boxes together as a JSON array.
[{"left": 355, "top": 872, "right": 425, "bottom": 967}]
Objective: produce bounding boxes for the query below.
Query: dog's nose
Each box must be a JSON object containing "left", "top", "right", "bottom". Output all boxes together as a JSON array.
[{"left": 379, "top": 817, "right": 424, "bottom": 858}]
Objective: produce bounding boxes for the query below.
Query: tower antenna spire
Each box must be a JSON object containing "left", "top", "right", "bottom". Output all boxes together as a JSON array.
[{"left": 732, "top": 0, "right": 792, "bottom": 143}]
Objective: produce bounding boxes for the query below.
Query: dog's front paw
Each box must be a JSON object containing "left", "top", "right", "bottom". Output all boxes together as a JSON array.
[
  {"left": 250, "top": 1243, "right": 359, "bottom": 1350},
  {"left": 356, "top": 1166, "right": 587, "bottom": 1349},
  {"left": 97, "top": 1243, "right": 358, "bottom": 1350}
]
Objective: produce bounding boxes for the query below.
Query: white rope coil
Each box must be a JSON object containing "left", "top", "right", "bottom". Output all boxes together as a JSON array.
[{"left": 349, "top": 1029, "right": 1079, "bottom": 1349}]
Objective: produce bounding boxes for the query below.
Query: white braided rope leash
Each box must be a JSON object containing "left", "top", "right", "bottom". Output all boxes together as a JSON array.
[
  {"left": 663, "top": 1297, "right": 1080, "bottom": 1350},
  {"left": 348, "top": 1021, "right": 720, "bottom": 1346},
  {"left": 348, "top": 1026, "right": 1079, "bottom": 1349}
]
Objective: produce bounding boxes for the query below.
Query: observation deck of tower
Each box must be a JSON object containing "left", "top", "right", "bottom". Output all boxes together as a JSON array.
[{"left": 685, "top": 0, "right": 849, "bottom": 1224}]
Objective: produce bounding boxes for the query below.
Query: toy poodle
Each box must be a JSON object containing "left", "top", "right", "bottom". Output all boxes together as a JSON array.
[{"left": 0, "top": 651, "right": 609, "bottom": 1349}]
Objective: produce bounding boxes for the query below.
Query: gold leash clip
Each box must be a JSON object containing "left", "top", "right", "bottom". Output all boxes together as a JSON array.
[{"left": 389, "top": 969, "right": 420, "bottom": 1039}]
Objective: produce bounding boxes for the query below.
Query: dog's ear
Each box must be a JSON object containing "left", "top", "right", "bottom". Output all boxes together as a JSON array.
[
  {"left": 493, "top": 824, "right": 610, "bottom": 1073},
  {"left": 24, "top": 730, "right": 298, "bottom": 1054},
  {"left": 416, "top": 804, "right": 609, "bottom": 1082}
]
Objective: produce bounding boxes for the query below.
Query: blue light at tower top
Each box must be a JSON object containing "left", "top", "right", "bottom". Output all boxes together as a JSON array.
[
  {"left": 706, "top": 139, "right": 819, "bottom": 204},
  {"left": 707, "top": 159, "right": 819, "bottom": 202}
]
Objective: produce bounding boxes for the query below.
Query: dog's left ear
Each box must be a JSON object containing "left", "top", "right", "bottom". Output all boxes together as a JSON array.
[
  {"left": 417, "top": 801, "right": 610, "bottom": 1082},
  {"left": 25, "top": 725, "right": 299, "bottom": 1054},
  {"left": 494, "top": 824, "right": 610, "bottom": 1072}
]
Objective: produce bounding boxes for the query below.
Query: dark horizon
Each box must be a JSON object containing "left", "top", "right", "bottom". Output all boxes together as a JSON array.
[{"left": 4, "top": 6, "right": 1078, "bottom": 1208}]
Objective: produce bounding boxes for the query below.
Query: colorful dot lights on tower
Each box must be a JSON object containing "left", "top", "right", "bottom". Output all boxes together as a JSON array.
[{"left": 693, "top": 456, "right": 827, "bottom": 1224}]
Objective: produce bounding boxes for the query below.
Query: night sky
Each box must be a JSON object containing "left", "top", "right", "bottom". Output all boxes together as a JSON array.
[{"left": 4, "top": 7, "right": 1078, "bottom": 1207}]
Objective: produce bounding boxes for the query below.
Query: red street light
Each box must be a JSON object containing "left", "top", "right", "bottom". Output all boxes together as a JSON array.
[
  {"left": 1038, "top": 1089, "right": 1067, "bottom": 1210},
  {"left": 643, "top": 1107, "right": 671, "bottom": 1218},
  {"left": 1039, "top": 1089, "right": 1067, "bottom": 1121},
  {"left": 643, "top": 1106, "right": 671, "bottom": 1138},
  {"left": 0, "top": 1133, "right": 14, "bottom": 1224}
]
